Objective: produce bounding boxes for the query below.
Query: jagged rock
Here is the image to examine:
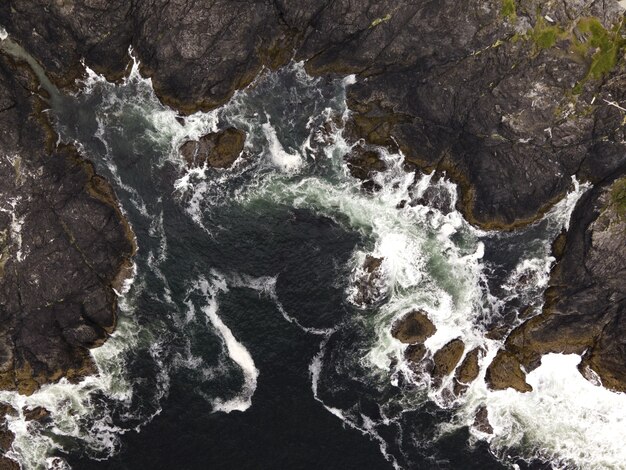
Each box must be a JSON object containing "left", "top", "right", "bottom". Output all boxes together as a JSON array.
[
  {"left": 352, "top": 255, "right": 386, "bottom": 306},
  {"left": 345, "top": 144, "right": 387, "bottom": 191},
  {"left": 432, "top": 339, "right": 465, "bottom": 381},
  {"left": 22, "top": 406, "right": 51, "bottom": 423},
  {"left": 453, "top": 347, "right": 483, "bottom": 395},
  {"left": 179, "top": 127, "right": 246, "bottom": 168},
  {"left": 486, "top": 350, "right": 532, "bottom": 393},
  {"left": 2, "top": 0, "right": 626, "bottom": 396},
  {"left": 501, "top": 176, "right": 626, "bottom": 392},
  {"left": 404, "top": 344, "right": 427, "bottom": 366},
  {"left": 473, "top": 405, "right": 493, "bottom": 435},
  {"left": 412, "top": 183, "right": 454, "bottom": 215},
  {"left": 0, "top": 52, "right": 134, "bottom": 394},
  {"left": 391, "top": 310, "right": 436, "bottom": 344}
]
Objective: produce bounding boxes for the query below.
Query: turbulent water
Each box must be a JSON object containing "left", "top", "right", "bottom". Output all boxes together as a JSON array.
[{"left": 2, "top": 53, "right": 626, "bottom": 470}]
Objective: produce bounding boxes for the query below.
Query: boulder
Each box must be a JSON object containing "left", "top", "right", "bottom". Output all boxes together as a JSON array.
[
  {"left": 453, "top": 347, "right": 483, "bottom": 395},
  {"left": 391, "top": 310, "right": 437, "bottom": 344},
  {"left": 179, "top": 127, "right": 246, "bottom": 168},
  {"left": 432, "top": 339, "right": 465, "bottom": 381},
  {"left": 352, "top": 255, "right": 386, "bottom": 306},
  {"left": 485, "top": 350, "right": 532, "bottom": 393}
]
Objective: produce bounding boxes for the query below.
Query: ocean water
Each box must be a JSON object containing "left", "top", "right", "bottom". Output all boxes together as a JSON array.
[{"left": 1, "top": 46, "right": 625, "bottom": 470}]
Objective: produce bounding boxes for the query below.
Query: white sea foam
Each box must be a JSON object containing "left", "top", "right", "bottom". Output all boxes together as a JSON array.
[
  {"left": 262, "top": 120, "right": 304, "bottom": 172},
  {"left": 460, "top": 354, "right": 626, "bottom": 469},
  {"left": 192, "top": 274, "right": 259, "bottom": 413}
]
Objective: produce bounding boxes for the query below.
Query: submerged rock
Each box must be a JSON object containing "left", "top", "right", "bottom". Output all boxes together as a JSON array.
[
  {"left": 180, "top": 127, "right": 246, "bottom": 168},
  {"left": 352, "top": 255, "right": 386, "bottom": 306},
  {"left": 391, "top": 310, "right": 437, "bottom": 344},
  {"left": 473, "top": 405, "right": 493, "bottom": 435},
  {"left": 485, "top": 350, "right": 532, "bottom": 393},
  {"left": 345, "top": 144, "right": 387, "bottom": 191}
]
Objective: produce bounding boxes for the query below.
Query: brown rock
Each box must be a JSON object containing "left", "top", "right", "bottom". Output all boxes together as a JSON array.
[
  {"left": 432, "top": 339, "right": 465, "bottom": 381},
  {"left": 452, "top": 347, "right": 483, "bottom": 395},
  {"left": 179, "top": 127, "right": 246, "bottom": 168},
  {"left": 404, "top": 344, "right": 427, "bottom": 365},
  {"left": 473, "top": 405, "right": 493, "bottom": 434},
  {"left": 455, "top": 347, "right": 483, "bottom": 384},
  {"left": 485, "top": 350, "right": 533, "bottom": 393},
  {"left": 22, "top": 406, "right": 50, "bottom": 422},
  {"left": 391, "top": 310, "right": 437, "bottom": 344}
]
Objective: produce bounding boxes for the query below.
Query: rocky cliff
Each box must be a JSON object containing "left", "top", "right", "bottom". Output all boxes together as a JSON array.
[{"left": 0, "top": 0, "right": 625, "bottom": 396}]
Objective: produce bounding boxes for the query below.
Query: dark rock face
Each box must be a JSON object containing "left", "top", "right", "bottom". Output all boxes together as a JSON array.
[
  {"left": 499, "top": 176, "right": 626, "bottom": 392},
  {"left": 352, "top": 255, "right": 386, "bottom": 306},
  {"left": 179, "top": 127, "right": 246, "bottom": 168},
  {"left": 391, "top": 310, "right": 436, "bottom": 344},
  {"left": 2, "top": 0, "right": 626, "bottom": 228},
  {"left": 345, "top": 144, "right": 387, "bottom": 191},
  {"left": 0, "top": 54, "right": 135, "bottom": 395}
]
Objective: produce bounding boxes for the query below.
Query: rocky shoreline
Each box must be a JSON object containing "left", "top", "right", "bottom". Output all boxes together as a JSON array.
[{"left": 0, "top": 0, "right": 624, "bottom": 458}]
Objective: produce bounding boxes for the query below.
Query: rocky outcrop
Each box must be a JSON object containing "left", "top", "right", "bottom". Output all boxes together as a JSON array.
[
  {"left": 391, "top": 310, "right": 436, "bottom": 344},
  {"left": 0, "top": 50, "right": 135, "bottom": 395},
  {"left": 432, "top": 339, "right": 465, "bottom": 382},
  {"left": 494, "top": 176, "right": 626, "bottom": 392},
  {"left": 453, "top": 347, "right": 483, "bottom": 395},
  {"left": 352, "top": 255, "right": 386, "bottom": 306},
  {"left": 2, "top": 0, "right": 626, "bottom": 394},
  {"left": 486, "top": 350, "right": 533, "bottom": 393},
  {"left": 179, "top": 127, "right": 246, "bottom": 168}
]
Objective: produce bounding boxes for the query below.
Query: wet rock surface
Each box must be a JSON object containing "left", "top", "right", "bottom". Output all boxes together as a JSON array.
[
  {"left": 352, "top": 255, "right": 386, "bottom": 306},
  {"left": 500, "top": 176, "right": 626, "bottom": 392},
  {"left": 473, "top": 405, "right": 493, "bottom": 435},
  {"left": 486, "top": 350, "right": 533, "bottom": 393},
  {"left": 179, "top": 127, "right": 246, "bottom": 168},
  {"left": 432, "top": 339, "right": 465, "bottom": 382},
  {"left": 0, "top": 53, "right": 134, "bottom": 395},
  {"left": 391, "top": 310, "right": 436, "bottom": 344}
]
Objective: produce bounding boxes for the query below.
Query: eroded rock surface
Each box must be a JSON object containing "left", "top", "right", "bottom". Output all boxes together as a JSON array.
[
  {"left": 499, "top": 177, "right": 626, "bottom": 392},
  {"left": 0, "top": 54, "right": 134, "bottom": 395},
  {"left": 1, "top": 0, "right": 626, "bottom": 394},
  {"left": 179, "top": 127, "right": 246, "bottom": 168},
  {"left": 391, "top": 310, "right": 437, "bottom": 344}
]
